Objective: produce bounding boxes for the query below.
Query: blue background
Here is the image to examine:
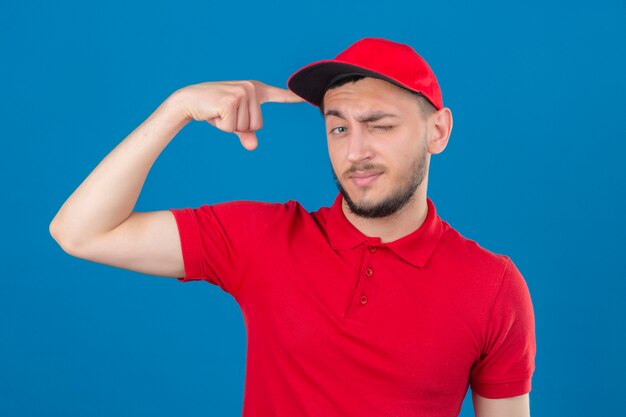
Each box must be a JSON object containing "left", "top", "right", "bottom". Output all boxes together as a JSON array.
[{"left": 1, "top": 0, "right": 625, "bottom": 416}]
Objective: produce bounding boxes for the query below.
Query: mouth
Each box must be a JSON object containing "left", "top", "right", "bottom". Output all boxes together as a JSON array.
[{"left": 349, "top": 171, "right": 383, "bottom": 187}]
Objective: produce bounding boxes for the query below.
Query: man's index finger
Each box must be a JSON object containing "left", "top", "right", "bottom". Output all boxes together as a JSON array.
[{"left": 257, "top": 83, "right": 306, "bottom": 104}]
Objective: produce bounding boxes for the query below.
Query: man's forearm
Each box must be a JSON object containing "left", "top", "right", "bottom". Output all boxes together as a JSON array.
[{"left": 50, "top": 91, "right": 189, "bottom": 248}]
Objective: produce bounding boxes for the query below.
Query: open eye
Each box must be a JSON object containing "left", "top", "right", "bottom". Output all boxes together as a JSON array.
[{"left": 330, "top": 126, "right": 348, "bottom": 135}]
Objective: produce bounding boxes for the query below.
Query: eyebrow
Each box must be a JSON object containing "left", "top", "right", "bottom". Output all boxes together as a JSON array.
[{"left": 324, "top": 109, "right": 399, "bottom": 123}]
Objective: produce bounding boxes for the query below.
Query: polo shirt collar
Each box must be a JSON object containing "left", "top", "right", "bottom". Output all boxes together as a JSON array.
[{"left": 326, "top": 192, "right": 445, "bottom": 268}]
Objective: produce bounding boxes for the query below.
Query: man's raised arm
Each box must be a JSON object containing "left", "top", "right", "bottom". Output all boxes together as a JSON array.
[
  {"left": 49, "top": 80, "right": 303, "bottom": 277},
  {"left": 472, "top": 392, "right": 531, "bottom": 417}
]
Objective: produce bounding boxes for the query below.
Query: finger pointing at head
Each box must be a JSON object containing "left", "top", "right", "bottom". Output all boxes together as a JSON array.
[{"left": 255, "top": 81, "right": 305, "bottom": 104}]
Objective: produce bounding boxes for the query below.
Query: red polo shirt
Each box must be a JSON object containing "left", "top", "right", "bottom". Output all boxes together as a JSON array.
[{"left": 169, "top": 193, "right": 536, "bottom": 417}]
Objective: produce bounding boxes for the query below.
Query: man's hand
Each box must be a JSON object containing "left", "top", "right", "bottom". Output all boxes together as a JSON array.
[{"left": 170, "top": 80, "right": 305, "bottom": 151}]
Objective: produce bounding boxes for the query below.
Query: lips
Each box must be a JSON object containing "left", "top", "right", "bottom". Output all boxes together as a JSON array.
[{"left": 349, "top": 171, "right": 383, "bottom": 187}]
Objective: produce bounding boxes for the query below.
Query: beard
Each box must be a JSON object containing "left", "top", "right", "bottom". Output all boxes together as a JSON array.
[{"left": 332, "top": 141, "right": 428, "bottom": 219}]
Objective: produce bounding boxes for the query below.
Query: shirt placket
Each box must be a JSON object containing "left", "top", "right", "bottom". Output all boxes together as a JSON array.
[{"left": 345, "top": 239, "right": 380, "bottom": 323}]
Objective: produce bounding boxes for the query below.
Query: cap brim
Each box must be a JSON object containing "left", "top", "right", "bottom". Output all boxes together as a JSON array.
[{"left": 287, "top": 60, "right": 417, "bottom": 108}]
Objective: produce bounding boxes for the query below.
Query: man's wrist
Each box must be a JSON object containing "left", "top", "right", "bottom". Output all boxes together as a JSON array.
[{"left": 162, "top": 89, "right": 193, "bottom": 124}]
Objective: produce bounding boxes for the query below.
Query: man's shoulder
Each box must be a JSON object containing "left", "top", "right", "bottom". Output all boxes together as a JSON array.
[
  {"left": 206, "top": 198, "right": 320, "bottom": 222},
  {"left": 207, "top": 198, "right": 304, "bottom": 210},
  {"left": 438, "top": 219, "right": 512, "bottom": 275}
]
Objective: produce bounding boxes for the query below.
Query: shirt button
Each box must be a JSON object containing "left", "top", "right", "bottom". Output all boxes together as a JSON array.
[
  {"left": 368, "top": 246, "right": 377, "bottom": 253},
  {"left": 360, "top": 295, "right": 368, "bottom": 305},
  {"left": 365, "top": 267, "right": 373, "bottom": 277}
]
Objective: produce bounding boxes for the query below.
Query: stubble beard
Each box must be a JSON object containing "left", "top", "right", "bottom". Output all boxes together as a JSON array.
[{"left": 332, "top": 141, "right": 428, "bottom": 219}]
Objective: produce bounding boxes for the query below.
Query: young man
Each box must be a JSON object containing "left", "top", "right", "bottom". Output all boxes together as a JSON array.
[{"left": 50, "top": 38, "right": 536, "bottom": 417}]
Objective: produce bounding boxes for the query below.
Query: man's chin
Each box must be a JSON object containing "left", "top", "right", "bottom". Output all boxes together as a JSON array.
[
  {"left": 340, "top": 183, "right": 420, "bottom": 219},
  {"left": 335, "top": 176, "right": 396, "bottom": 216},
  {"left": 341, "top": 187, "right": 369, "bottom": 204},
  {"left": 349, "top": 194, "right": 377, "bottom": 208},
  {"left": 342, "top": 189, "right": 386, "bottom": 211}
]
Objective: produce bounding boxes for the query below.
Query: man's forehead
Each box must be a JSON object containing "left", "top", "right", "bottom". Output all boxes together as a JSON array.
[{"left": 322, "top": 77, "right": 417, "bottom": 115}]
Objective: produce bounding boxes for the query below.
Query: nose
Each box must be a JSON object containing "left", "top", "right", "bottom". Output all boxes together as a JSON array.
[{"left": 346, "top": 127, "right": 375, "bottom": 164}]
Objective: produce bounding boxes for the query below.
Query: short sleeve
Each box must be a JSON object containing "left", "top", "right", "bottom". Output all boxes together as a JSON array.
[
  {"left": 168, "top": 200, "right": 286, "bottom": 298},
  {"left": 469, "top": 257, "right": 537, "bottom": 398}
]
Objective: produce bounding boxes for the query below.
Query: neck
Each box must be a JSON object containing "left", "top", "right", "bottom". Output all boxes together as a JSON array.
[{"left": 341, "top": 188, "right": 429, "bottom": 244}]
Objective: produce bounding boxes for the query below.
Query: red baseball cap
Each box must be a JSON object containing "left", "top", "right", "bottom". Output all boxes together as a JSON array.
[{"left": 287, "top": 37, "right": 444, "bottom": 110}]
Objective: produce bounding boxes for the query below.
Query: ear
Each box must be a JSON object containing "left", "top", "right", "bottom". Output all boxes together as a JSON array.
[{"left": 427, "top": 107, "right": 453, "bottom": 155}]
